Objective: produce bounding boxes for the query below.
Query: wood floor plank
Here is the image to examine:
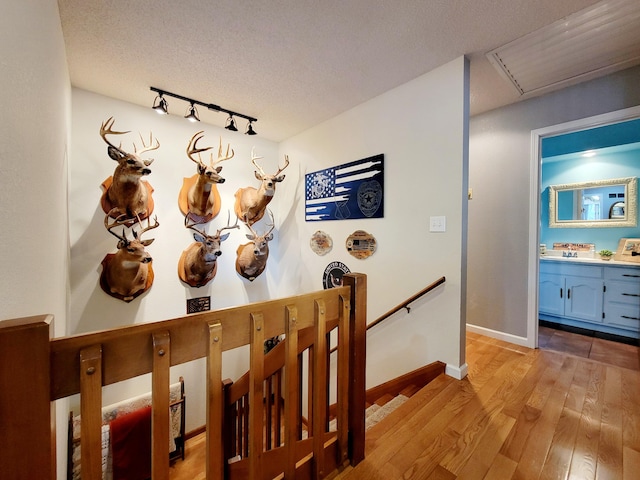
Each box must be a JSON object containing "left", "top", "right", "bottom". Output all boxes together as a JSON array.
[
  {"left": 621, "top": 368, "right": 640, "bottom": 452},
  {"left": 568, "top": 363, "right": 605, "bottom": 480},
  {"left": 623, "top": 446, "right": 640, "bottom": 480},
  {"left": 596, "top": 366, "right": 623, "bottom": 480},
  {"left": 511, "top": 356, "right": 579, "bottom": 480},
  {"left": 483, "top": 453, "right": 518, "bottom": 480},
  {"left": 453, "top": 412, "right": 515, "bottom": 480}
]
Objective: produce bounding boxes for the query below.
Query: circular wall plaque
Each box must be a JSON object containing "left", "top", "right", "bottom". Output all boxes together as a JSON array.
[
  {"left": 346, "top": 230, "right": 377, "bottom": 259},
  {"left": 322, "top": 261, "right": 350, "bottom": 289},
  {"left": 310, "top": 230, "right": 333, "bottom": 256}
]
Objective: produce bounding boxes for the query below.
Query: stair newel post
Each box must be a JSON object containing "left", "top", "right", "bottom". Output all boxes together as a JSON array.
[
  {"left": 343, "top": 273, "right": 367, "bottom": 465},
  {"left": 0, "top": 315, "right": 55, "bottom": 480},
  {"left": 206, "top": 321, "right": 224, "bottom": 479},
  {"left": 249, "top": 312, "right": 265, "bottom": 479},
  {"left": 284, "top": 305, "right": 299, "bottom": 478},
  {"left": 151, "top": 331, "right": 170, "bottom": 480}
]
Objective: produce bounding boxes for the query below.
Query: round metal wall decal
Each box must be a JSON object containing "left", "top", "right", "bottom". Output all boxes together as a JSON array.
[
  {"left": 322, "top": 261, "right": 350, "bottom": 289},
  {"left": 310, "top": 230, "right": 333, "bottom": 256},
  {"left": 346, "top": 230, "right": 377, "bottom": 259}
]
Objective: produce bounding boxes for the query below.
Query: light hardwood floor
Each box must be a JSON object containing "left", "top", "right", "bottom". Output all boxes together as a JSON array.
[{"left": 171, "top": 329, "right": 640, "bottom": 479}]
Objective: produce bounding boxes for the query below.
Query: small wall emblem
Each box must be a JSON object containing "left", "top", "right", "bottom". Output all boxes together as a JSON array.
[{"left": 346, "top": 230, "right": 377, "bottom": 259}]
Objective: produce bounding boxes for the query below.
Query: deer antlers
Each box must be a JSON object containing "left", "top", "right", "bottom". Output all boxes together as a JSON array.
[
  {"left": 104, "top": 209, "right": 159, "bottom": 244},
  {"left": 185, "top": 210, "right": 239, "bottom": 238},
  {"left": 100, "top": 116, "right": 159, "bottom": 156},
  {"left": 187, "top": 132, "right": 234, "bottom": 169},
  {"left": 250, "top": 148, "right": 290, "bottom": 177}
]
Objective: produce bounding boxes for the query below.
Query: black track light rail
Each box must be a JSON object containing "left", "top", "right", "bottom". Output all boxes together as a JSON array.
[{"left": 150, "top": 87, "right": 257, "bottom": 123}]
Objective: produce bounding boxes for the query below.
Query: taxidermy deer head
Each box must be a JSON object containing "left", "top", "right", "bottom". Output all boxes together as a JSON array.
[
  {"left": 235, "top": 211, "right": 275, "bottom": 281},
  {"left": 100, "top": 117, "right": 159, "bottom": 219},
  {"left": 233, "top": 149, "right": 289, "bottom": 224},
  {"left": 185, "top": 132, "right": 234, "bottom": 220},
  {"left": 178, "top": 211, "right": 239, "bottom": 287},
  {"left": 101, "top": 210, "right": 159, "bottom": 302}
]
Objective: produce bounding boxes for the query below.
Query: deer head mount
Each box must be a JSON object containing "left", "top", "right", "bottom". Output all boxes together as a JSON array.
[
  {"left": 99, "top": 117, "right": 160, "bottom": 221},
  {"left": 233, "top": 149, "right": 289, "bottom": 225},
  {"left": 100, "top": 210, "right": 160, "bottom": 302},
  {"left": 178, "top": 211, "right": 239, "bottom": 287},
  {"left": 178, "top": 132, "right": 235, "bottom": 223},
  {"left": 235, "top": 211, "right": 275, "bottom": 281}
]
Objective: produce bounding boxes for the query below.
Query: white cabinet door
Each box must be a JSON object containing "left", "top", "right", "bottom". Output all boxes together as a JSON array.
[
  {"left": 539, "top": 273, "right": 564, "bottom": 316},
  {"left": 565, "top": 276, "right": 603, "bottom": 323}
]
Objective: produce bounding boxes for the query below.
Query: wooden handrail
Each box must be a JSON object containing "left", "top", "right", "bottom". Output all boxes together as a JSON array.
[{"left": 329, "top": 275, "right": 445, "bottom": 355}]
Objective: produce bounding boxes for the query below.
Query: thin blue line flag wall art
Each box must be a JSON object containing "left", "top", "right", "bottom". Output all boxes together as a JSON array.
[{"left": 305, "top": 154, "right": 384, "bottom": 221}]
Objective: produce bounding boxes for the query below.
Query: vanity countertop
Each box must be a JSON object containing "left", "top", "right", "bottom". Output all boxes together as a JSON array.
[{"left": 540, "top": 254, "right": 640, "bottom": 267}]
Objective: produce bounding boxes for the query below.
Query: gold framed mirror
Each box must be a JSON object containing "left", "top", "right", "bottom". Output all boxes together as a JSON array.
[{"left": 548, "top": 176, "right": 637, "bottom": 228}]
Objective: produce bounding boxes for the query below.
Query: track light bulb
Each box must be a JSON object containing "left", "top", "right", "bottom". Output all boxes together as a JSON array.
[
  {"left": 245, "top": 120, "right": 257, "bottom": 135},
  {"left": 185, "top": 103, "right": 200, "bottom": 122},
  {"left": 225, "top": 115, "right": 238, "bottom": 131},
  {"left": 152, "top": 94, "right": 168, "bottom": 114}
]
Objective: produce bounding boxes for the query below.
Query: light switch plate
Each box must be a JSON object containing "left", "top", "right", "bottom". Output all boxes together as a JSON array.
[{"left": 429, "top": 216, "right": 446, "bottom": 232}]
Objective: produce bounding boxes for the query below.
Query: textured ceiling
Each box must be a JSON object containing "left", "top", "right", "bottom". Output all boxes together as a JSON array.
[{"left": 58, "top": 0, "right": 606, "bottom": 142}]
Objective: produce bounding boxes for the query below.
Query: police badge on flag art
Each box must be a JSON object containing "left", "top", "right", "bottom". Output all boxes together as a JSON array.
[{"left": 305, "top": 154, "right": 384, "bottom": 221}]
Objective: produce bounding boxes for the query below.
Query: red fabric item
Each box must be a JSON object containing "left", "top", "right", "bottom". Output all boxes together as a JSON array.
[{"left": 110, "top": 406, "right": 152, "bottom": 480}]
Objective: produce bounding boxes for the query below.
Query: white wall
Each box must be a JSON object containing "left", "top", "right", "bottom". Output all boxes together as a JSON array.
[
  {"left": 0, "top": 1, "right": 71, "bottom": 478},
  {"left": 69, "top": 56, "right": 469, "bottom": 434},
  {"left": 467, "top": 65, "right": 640, "bottom": 343},
  {"left": 280, "top": 56, "right": 470, "bottom": 384},
  {"left": 70, "top": 88, "right": 289, "bottom": 430}
]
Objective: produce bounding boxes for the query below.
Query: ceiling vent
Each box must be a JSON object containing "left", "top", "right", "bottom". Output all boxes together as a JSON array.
[{"left": 486, "top": 0, "right": 640, "bottom": 96}]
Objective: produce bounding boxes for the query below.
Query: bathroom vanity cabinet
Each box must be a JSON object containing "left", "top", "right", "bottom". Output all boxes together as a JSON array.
[{"left": 539, "top": 258, "right": 640, "bottom": 338}]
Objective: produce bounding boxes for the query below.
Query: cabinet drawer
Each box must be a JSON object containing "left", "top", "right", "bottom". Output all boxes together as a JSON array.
[
  {"left": 604, "top": 266, "right": 640, "bottom": 282},
  {"left": 605, "top": 280, "right": 640, "bottom": 306},
  {"left": 539, "top": 262, "right": 602, "bottom": 278},
  {"left": 604, "top": 303, "right": 640, "bottom": 332}
]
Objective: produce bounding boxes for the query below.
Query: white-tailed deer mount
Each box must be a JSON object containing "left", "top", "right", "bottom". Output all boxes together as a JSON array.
[
  {"left": 178, "top": 132, "right": 235, "bottom": 223},
  {"left": 178, "top": 212, "right": 239, "bottom": 287},
  {"left": 233, "top": 149, "right": 289, "bottom": 225},
  {"left": 235, "top": 211, "right": 275, "bottom": 281},
  {"left": 100, "top": 117, "right": 160, "bottom": 221},
  {"left": 100, "top": 211, "right": 160, "bottom": 302}
]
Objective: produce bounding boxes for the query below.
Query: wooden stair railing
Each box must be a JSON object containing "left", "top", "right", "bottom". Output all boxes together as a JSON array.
[
  {"left": 329, "top": 275, "right": 445, "bottom": 355},
  {"left": 0, "top": 273, "right": 367, "bottom": 480}
]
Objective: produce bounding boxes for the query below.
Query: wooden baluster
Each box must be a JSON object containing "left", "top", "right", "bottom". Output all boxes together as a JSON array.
[
  {"left": 284, "top": 305, "right": 299, "bottom": 478},
  {"left": 0, "top": 315, "right": 54, "bottom": 480},
  {"left": 80, "top": 344, "right": 103, "bottom": 480},
  {"left": 249, "top": 312, "right": 265, "bottom": 479},
  {"left": 313, "top": 299, "right": 328, "bottom": 479},
  {"left": 243, "top": 393, "right": 250, "bottom": 458},
  {"left": 206, "top": 322, "right": 224, "bottom": 479},
  {"left": 336, "top": 294, "right": 351, "bottom": 465},
  {"left": 151, "top": 331, "right": 170, "bottom": 480}
]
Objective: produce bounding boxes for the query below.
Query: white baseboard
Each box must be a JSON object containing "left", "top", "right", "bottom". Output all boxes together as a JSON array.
[
  {"left": 466, "top": 323, "right": 533, "bottom": 348},
  {"left": 445, "top": 362, "right": 468, "bottom": 380}
]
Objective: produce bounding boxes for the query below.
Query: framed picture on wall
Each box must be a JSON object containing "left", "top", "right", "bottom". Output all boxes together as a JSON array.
[{"left": 614, "top": 237, "right": 640, "bottom": 263}]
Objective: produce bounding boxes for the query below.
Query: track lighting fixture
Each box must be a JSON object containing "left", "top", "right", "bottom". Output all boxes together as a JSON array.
[
  {"left": 245, "top": 120, "right": 257, "bottom": 136},
  {"left": 150, "top": 86, "right": 258, "bottom": 135},
  {"left": 152, "top": 92, "right": 168, "bottom": 114},
  {"left": 184, "top": 102, "right": 200, "bottom": 122},
  {"left": 225, "top": 115, "right": 238, "bottom": 131}
]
